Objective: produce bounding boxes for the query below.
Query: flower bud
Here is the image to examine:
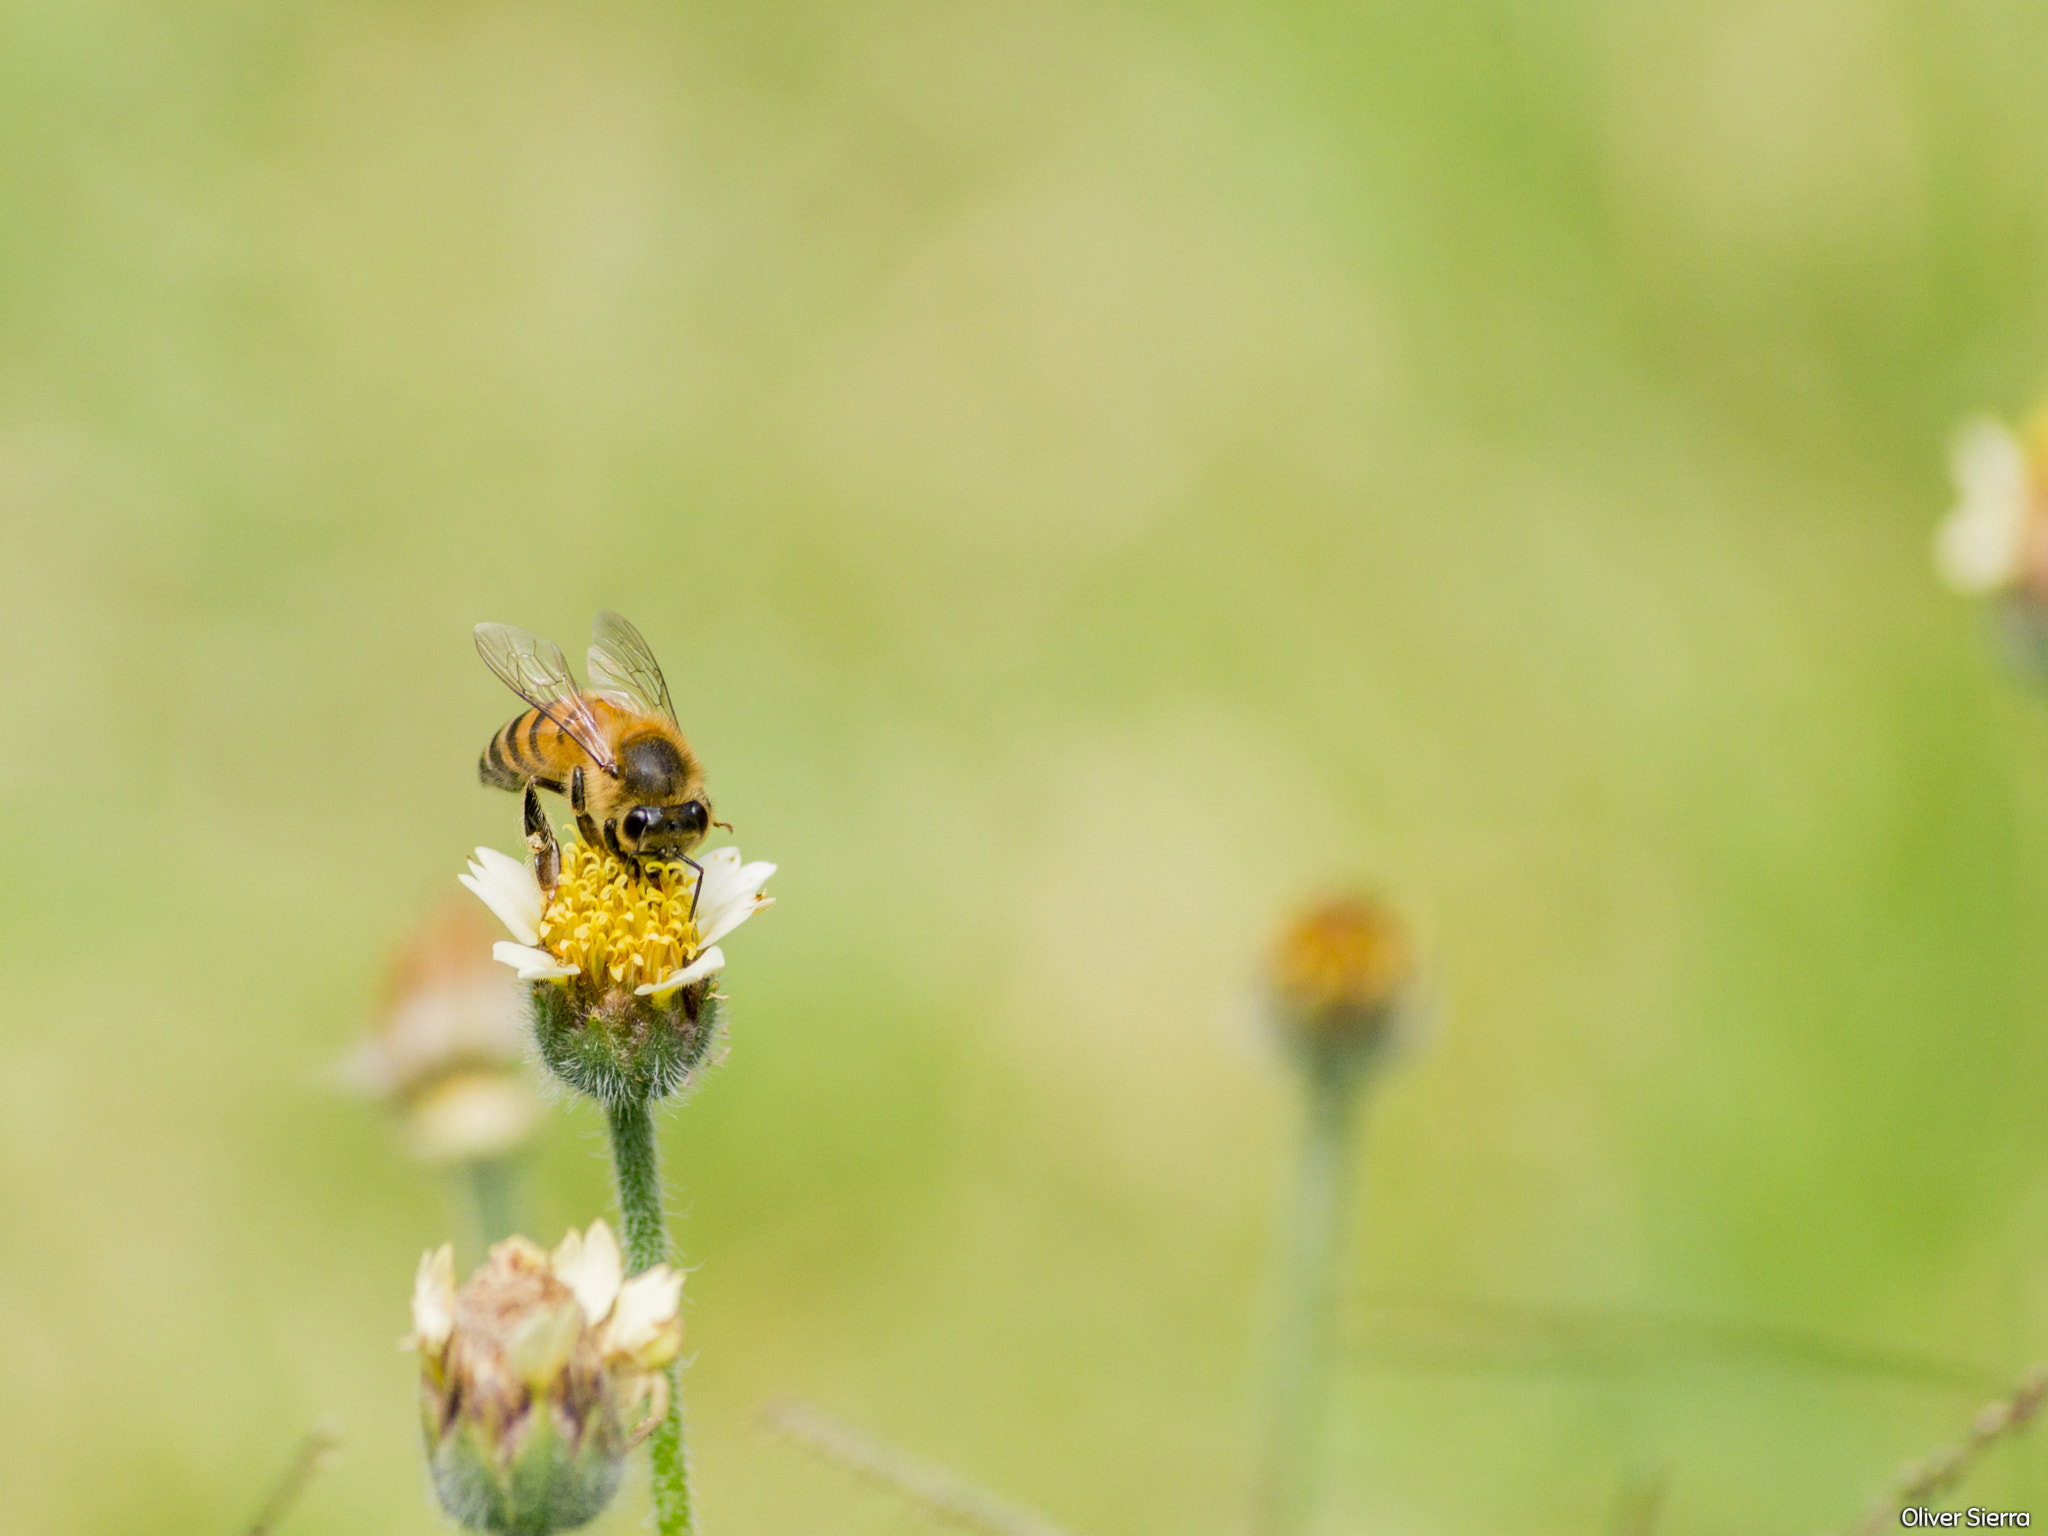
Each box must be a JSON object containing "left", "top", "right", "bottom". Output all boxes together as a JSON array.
[
  {"left": 1268, "top": 894, "right": 1420, "bottom": 1076},
  {"left": 462, "top": 837, "right": 774, "bottom": 1106},
  {"left": 347, "top": 901, "right": 541, "bottom": 1162},
  {"left": 406, "top": 1222, "right": 684, "bottom": 1534}
]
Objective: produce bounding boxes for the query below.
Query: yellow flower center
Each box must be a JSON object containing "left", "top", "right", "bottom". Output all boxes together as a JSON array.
[
  {"left": 1272, "top": 897, "right": 1413, "bottom": 1023},
  {"left": 537, "top": 841, "right": 702, "bottom": 994}
]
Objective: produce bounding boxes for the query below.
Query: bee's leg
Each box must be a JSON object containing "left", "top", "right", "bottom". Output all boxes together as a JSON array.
[
  {"left": 576, "top": 812, "right": 602, "bottom": 850},
  {"left": 601, "top": 818, "right": 627, "bottom": 861},
  {"left": 678, "top": 853, "right": 707, "bottom": 923},
  {"left": 523, "top": 784, "right": 561, "bottom": 896},
  {"left": 570, "top": 766, "right": 586, "bottom": 815}
]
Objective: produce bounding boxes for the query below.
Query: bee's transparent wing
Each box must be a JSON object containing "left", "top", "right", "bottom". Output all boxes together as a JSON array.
[
  {"left": 587, "top": 610, "right": 677, "bottom": 723},
  {"left": 474, "top": 622, "right": 618, "bottom": 774}
]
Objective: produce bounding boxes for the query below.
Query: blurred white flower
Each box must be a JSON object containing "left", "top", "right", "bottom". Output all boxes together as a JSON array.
[
  {"left": 1936, "top": 417, "right": 2035, "bottom": 595},
  {"left": 347, "top": 901, "right": 541, "bottom": 1163}
]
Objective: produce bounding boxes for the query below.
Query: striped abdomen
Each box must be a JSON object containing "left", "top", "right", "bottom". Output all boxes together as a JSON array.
[{"left": 479, "top": 706, "right": 585, "bottom": 793}]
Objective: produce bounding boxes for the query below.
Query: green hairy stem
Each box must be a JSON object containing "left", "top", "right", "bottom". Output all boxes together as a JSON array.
[{"left": 604, "top": 1096, "right": 694, "bottom": 1536}]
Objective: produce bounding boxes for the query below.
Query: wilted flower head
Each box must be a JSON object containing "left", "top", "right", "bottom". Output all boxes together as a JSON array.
[
  {"left": 348, "top": 901, "right": 540, "bottom": 1162},
  {"left": 1268, "top": 894, "right": 1421, "bottom": 1072},
  {"left": 407, "top": 1221, "right": 683, "bottom": 1534},
  {"left": 1935, "top": 412, "right": 2048, "bottom": 597},
  {"left": 462, "top": 836, "right": 774, "bottom": 1104}
]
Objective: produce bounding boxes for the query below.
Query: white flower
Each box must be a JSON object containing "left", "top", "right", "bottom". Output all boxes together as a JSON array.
[
  {"left": 406, "top": 1230, "right": 661, "bottom": 1525},
  {"left": 1936, "top": 418, "right": 2032, "bottom": 594},
  {"left": 462, "top": 837, "right": 775, "bottom": 997}
]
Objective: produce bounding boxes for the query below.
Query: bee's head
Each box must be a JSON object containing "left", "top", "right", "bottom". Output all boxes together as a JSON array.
[{"left": 620, "top": 800, "right": 710, "bottom": 859}]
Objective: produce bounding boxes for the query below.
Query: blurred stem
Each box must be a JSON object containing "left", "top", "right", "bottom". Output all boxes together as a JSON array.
[
  {"left": 246, "top": 1421, "right": 340, "bottom": 1536},
  {"left": 1606, "top": 1466, "right": 1667, "bottom": 1536},
  {"left": 1250, "top": 1050, "right": 1361, "bottom": 1536},
  {"left": 763, "top": 1398, "right": 1081, "bottom": 1536},
  {"left": 1841, "top": 1362, "right": 2048, "bottom": 1536},
  {"left": 605, "top": 1095, "right": 693, "bottom": 1536},
  {"left": 465, "top": 1156, "right": 517, "bottom": 1251}
]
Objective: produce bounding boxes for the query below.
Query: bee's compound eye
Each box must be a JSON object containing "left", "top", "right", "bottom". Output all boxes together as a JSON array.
[
  {"left": 678, "top": 801, "right": 708, "bottom": 836},
  {"left": 622, "top": 806, "right": 655, "bottom": 841}
]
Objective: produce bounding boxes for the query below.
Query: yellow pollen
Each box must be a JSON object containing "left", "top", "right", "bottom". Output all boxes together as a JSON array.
[{"left": 535, "top": 840, "right": 702, "bottom": 996}]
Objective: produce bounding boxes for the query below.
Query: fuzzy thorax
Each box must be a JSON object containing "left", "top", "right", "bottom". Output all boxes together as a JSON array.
[{"left": 346, "top": 900, "right": 540, "bottom": 1163}]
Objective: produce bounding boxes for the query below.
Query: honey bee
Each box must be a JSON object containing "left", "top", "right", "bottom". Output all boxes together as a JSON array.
[{"left": 475, "top": 611, "right": 725, "bottom": 908}]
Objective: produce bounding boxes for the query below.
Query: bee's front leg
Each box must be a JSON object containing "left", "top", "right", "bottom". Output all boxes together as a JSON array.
[
  {"left": 523, "top": 784, "right": 561, "bottom": 897},
  {"left": 678, "top": 853, "right": 706, "bottom": 923}
]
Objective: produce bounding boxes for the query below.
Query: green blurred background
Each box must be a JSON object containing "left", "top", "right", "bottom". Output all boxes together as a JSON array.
[{"left": 6, "top": 0, "right": 2048, "bottom": 1530}]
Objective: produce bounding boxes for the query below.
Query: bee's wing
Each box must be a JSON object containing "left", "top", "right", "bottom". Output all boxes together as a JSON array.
[
  {"left": 587, "top": 610, "right": 678, "bottom": 724},
  {"left": 474, "top": 622, "right": 619, "bottom": 774}
]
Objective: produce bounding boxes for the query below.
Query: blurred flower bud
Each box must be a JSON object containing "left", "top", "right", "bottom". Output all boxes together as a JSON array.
[
  {"left": 1936, "top": 416, "right": 2037, "bottom": 597},
  {"left": 1268, "top": 894, "right": 1421, "bottom": 1075},
  {"left": 406, "top": 1222, "right": 684, "bottom": 1534},
  {"left": 1934, "top": 410, "right": 2048, "bottom": 686},
  {"left": 462, "top": 839, "right": 773, "bottom": 1106},
  {"left": 347, "top": 901, "right": 541, "bottom": 1163}
]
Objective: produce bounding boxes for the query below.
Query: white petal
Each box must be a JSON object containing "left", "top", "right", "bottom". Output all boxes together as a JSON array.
[
  {"left": 635, "top": 946, "right": 726, "bottom": 997},
  {"left": 699, "top": 894, "right": 772, "bottom": 950},
  {"left": 688, "top": 847, "right": 744, "bottom": 914},
  {"left": 1937, "top": 420, "right": 2029, "bottom": 593},
  {"left": 459, "top": 871, "right": 534, "bottom": 946},
  {"left": 461, "top": 848, "right": 546, "bottom": 945},
  {"left": 408, "top": 1243, "right": 456, "bottom": 1352},
  {"left": 491, "top": 941, "right": 578, "bottom": 981},
  {"left": 695, "top": 859, "right": 774, "bottom": 938},
  {"left": 474, "top": 845, "right": 545, "bottom": 906},
  {"left": 604, "top": 1264, "right": 684, "bottom": 1363},
  {"left": 551, "top": 1220, "right": 623, "bottom": 1325},
  {"left": 696, "top": 845, "right": 743, "bottom": 876}
]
